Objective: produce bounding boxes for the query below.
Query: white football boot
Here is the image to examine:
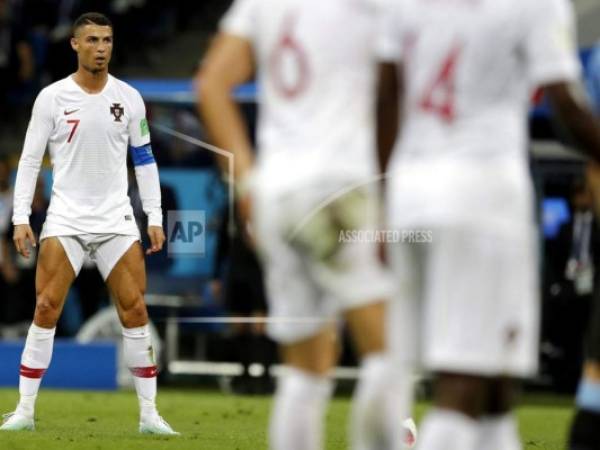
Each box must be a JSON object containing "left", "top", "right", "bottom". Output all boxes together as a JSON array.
[
  {"left": 0, "top": 412, "right": 35, "bottom": 431},
  {"left": 402, "top": 417, "right": 418, "bottom": 448},
  {"left": 139, "top": 411, "right": 179, "bottom": 435}
]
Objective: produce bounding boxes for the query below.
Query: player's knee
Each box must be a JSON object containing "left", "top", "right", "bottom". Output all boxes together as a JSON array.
[
  {"left": 486, "top": 378, "right": 518, "bottom": 414},
  {"left": 434, "top": 373, "right": 488, "bottom": 418},
  {"left": 34, "top": 292, "right": 61, "bottom": 325},
  {"left": 120, "top": 296, "right": 148, "bottom": 328}
]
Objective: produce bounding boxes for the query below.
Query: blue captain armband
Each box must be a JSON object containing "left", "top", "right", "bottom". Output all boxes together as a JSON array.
[{"left": 129, "top": 144, "right": 155, "bottom": 166}]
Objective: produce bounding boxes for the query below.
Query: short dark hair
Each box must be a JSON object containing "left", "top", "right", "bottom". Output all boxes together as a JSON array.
[{"left": 72, "top": 12, "right": 113, "bottom": 36}]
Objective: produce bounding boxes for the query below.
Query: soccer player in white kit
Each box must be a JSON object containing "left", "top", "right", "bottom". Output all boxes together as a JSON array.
[
  {"left": 0, "top": 13, "right": 178, "bottom": 435},
  {"left": 198, "top": 0, "right": 415, "bottom": 449},
  {"left": 375, "top": 0, "right": 600, "bottom": 449}
]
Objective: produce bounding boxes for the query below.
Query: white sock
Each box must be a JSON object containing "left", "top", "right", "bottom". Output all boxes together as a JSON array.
[
  {"left": 351, "top": 353, "right": 413, "bottom": 450},
  {"left": 16, "top": 323, "right": 56, "bottom": 418},
  {"left": 122, "top": 325, "right": 157, "bottom": 417},
  {"left": 417, "top": 409, "right": 478, "bottom": 450},
  {"left": 269, "top": 367, "right": 333, "bottom": 450},
  {"left": 476, "top": 414, "right": 521, "bottom": 450},
  {"left": 385, "top": 366, "right": 415, "bottom": 450}
]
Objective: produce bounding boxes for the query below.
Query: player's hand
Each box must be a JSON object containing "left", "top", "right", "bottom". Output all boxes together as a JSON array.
[
  {"left": 13, "top": 224, "right": 36, "bottom": 258},
  {"left": 146, "top": 226, "right": 165, "bottom": 255}
]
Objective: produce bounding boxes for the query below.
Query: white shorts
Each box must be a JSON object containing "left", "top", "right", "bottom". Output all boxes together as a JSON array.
[
  {"left": 253, "top": 181, "right": 394, "bottom": 344},
  {"left": 387, "top": 226, "right": 539, "bottom": 377},
  {"left": 48, "top": 234, "right": 140, "bottom": 280}
]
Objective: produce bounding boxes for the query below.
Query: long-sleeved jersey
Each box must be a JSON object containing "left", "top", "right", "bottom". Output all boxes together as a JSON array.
[{"left": 12, "top": 74, "right": 162, "bottom": 238}]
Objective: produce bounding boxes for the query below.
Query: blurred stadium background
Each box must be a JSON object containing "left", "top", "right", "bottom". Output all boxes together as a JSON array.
[{"left": 0, "top": 0, "right": 600, "bottom": 426}]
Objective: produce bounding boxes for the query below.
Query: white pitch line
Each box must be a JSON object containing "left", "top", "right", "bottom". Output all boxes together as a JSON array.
[{"left": 162, "top": 316, "right": 334, "bottom": 324}]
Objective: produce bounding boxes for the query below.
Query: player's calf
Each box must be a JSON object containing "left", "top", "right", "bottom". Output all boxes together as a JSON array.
[
  {"left": 270, "top": 366, "right": 333, "bottom": 450},
  {"left": 123, "top": 324, "right": 157, "bottom": 410},
  {"left": 345, "top": 302, "right": 417, "bottom": 449},
  {"left": 121, "top": 324, "right": 179, "bottom": 435},
  {"left": 1, "top": 323, "right": 56, "bottom": 432},
  {"left": 270, "top": 328, "right": 337, "bottom": 449}
]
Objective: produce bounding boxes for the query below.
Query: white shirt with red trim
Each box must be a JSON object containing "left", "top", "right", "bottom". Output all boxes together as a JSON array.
[
  {"left": 376, "top": 0, "right": 581, "bottom": 230},
  {"left": 13, "top": 74, "right": 162, "bottom": 238},
  {"left": 221, "top": 0, "right": 381, "bottom": 193}
]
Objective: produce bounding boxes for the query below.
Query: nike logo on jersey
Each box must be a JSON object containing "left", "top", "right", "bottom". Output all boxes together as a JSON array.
[{"left": 64, "top": 109, "right": 79, "bottom": 115}]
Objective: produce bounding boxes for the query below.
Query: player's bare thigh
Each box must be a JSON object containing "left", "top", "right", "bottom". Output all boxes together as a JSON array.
[
  {"left": 34, "top": 237, "right": 76, "bottom": 328},
  {"left": 106, "top": 241, "right": 149, "bottom": 328},
  {"left": 344, "top": 301, "right": 386, "bottom": 358},
  {"left": 280, "top": 324, "right": 339, "bottom": 376}
]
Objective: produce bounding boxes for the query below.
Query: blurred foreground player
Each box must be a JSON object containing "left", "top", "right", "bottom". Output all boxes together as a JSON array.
[
  {"left": 199, "top": 0, "right": 415, "bottom": 448},
  {"left": 0, "top": 13, "right": 178, "bottom": 435},
  {"left": 376, "top": 0, "right": 600, "bottom": 449}
]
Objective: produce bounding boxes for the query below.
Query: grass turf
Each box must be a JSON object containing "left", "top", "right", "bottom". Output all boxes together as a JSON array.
[{"left": 0, "top": 388, "right": 574, "bottom": 449}]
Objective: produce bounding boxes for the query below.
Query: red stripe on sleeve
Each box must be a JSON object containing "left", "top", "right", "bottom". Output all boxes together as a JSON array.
[
  {"left": 130, "top": 366, "right": 158, "bottom": 378},
  {"left": 19, "top": 365, "right": 47, "bottom": 379}
]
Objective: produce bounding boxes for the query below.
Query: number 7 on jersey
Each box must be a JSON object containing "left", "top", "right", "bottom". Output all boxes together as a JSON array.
[{"left": 66, "top": 119, "right": 80, "bottom": 143}]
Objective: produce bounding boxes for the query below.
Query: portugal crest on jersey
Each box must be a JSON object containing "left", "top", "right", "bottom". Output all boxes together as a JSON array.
[{"left": 110, "top": 103, "right": 124, "bottom": 122}]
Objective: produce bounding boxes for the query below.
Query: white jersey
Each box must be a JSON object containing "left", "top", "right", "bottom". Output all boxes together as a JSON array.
[
  {"left": 221, "top": 0, "right": 380, "bottom": 192},
  {"left": 12, "top": 74, "right": 162, "bottom": 237},
  {"left": 377, "top": 0, "right": 581, "bottom": 231}
]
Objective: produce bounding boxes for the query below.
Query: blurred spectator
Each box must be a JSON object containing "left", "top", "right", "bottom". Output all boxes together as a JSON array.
[
  {"left": 544, "top": 178, "right": 597, "bottom": 391},
  {"left": 0, "top": 0, "right": 215, "bottom": 94},
  {"left": 213, "top": 203, "right": 275, "bottom": 394},
  {"left": 0, "top": 158, "right": 16, "bottom": 295},
  {"left": 0, "top": 0, "right": 34, "bottom": 130},
  {"left": 557, "top": 179, "right": 596, "bottom": 294},
  {"left": 44, "top": 0, "right": 79, "bottom": 82},
  {"left": 0, "top": 0, "right": 234, "bottom": 157},
  {"left": 0, "top": 158, "right": 12, "bottom": 246}
]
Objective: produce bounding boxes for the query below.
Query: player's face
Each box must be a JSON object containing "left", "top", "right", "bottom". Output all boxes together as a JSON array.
[{"left": 71, "top": 24, "right": 113, "bottom": 74}]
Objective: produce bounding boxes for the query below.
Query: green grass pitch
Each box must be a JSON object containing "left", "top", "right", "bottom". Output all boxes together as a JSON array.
[{"left": 0, "top": 388, "right": 574, "bottom": 449}]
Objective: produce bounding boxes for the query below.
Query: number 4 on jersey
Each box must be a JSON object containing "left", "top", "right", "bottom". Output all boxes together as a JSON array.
[{"left": 420, "top": 45, "right": 462, "bottom": 123}]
